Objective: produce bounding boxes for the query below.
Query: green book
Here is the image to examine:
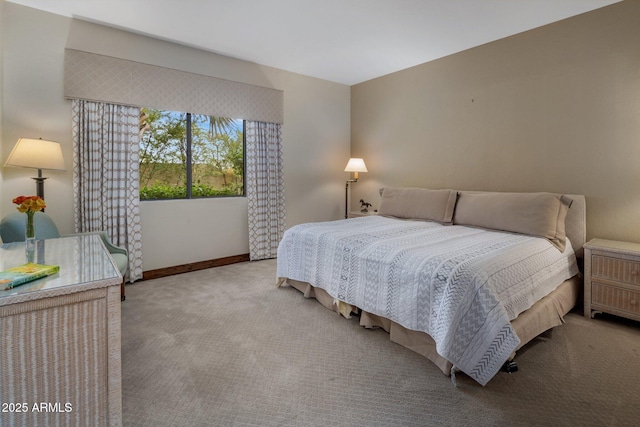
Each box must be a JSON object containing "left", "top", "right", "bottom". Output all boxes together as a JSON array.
[{"left": 0, "top": 263, "right": 60, "bottom": 291}]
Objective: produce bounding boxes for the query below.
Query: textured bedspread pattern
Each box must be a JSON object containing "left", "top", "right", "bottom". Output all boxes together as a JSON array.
[{"left": 277, "top": 216, "right": 579, "bottom": 385}]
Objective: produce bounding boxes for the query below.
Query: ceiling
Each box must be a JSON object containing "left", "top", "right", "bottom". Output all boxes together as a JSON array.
[{"left": 7, "top": 0, "right": 620, "bottom": 85}]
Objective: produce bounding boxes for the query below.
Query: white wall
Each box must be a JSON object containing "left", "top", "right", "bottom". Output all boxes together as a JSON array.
[{"left": 1, "top": 3, "right": 351, "bottom": 271}]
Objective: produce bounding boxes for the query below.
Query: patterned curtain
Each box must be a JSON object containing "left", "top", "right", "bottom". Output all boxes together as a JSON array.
[
  {"left": 71, "top": 99, "right": 143, "bottom": 282},
  {"left": 245, "top": 121, "right": 286, "bottom": 260}
]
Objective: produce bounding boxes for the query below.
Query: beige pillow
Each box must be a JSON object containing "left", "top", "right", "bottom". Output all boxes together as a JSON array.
[
  {"left": 453, "top": 192, "right": 573, "bottom": 251},
  {"left": 378, "top": 187, "right": 458, "bottom": 224}
]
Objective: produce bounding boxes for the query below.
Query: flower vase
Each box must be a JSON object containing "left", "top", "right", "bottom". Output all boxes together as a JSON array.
[{"left": 25, "top": 211, "right": 36, "bottom": 253}]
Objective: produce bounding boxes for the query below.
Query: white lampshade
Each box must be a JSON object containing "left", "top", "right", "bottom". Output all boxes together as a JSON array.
[
  {"left": 4, "top": 138, "right": 66, "bottom": 171},
  {"left": 344, "top": 158, "right": 368, "bottom": 173}
]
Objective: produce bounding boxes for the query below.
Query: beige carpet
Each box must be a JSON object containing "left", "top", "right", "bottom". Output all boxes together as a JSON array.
[{"left": 121, "top": 260, "right": 640, "bottom": 426}]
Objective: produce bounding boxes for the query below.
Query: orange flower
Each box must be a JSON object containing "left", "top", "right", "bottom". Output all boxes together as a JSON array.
[{"left": 13, "top": 195, "right": 46, "bottom": 213}]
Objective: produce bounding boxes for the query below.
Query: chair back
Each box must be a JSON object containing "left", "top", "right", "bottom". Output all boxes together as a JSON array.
[{"left": 0, "top": 212, "right": 61, "bottom": 243}]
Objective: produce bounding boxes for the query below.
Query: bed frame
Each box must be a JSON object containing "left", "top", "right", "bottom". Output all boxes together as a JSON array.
[{"left": 280, "top": 192, "right": 586, "bottom": 377}]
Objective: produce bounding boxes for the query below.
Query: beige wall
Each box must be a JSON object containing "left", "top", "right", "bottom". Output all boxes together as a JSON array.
[
  {"left": 0, "top": 0, "right": 5, "bottom": 215},
  {"left": 1, "top": 3, "right": 351, "bottom": 270},
  {"left": 351, "top": 2, "right": 640, "bottom": 243},
  {"left": 1, "top": 3, "right": 72, "bottom": 227},
  {"left": 5, "top": 1, "right": 637, "bottom": 269}
]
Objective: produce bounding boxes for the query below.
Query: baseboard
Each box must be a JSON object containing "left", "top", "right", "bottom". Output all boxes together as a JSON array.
[{"left": 141, "top": 253, "right": 250, "bottom": 281}]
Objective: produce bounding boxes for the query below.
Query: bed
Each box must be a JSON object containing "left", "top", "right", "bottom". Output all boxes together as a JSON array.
[{"left": 277, "top": 188, "right": 585, "bottom": 385}]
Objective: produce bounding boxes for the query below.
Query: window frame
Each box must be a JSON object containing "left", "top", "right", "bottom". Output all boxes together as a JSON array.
[{"left": 140, "top": 110, "right": 246, "bottom": 201}]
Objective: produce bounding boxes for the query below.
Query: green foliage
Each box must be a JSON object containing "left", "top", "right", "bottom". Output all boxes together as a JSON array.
[
  {"left": 140, "top": 184, "right": 187, "bottom": 200},
  {"left": 139, "top": 108, "right": 244, "bottom": 200},
  {"left": 140, "top": 183, "right": 241, "bottom": 200},
  {"left": 139, "top": 109, "right": 189, "bottom": 189}
]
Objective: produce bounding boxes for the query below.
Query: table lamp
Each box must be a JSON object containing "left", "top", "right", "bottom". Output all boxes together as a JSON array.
[{"left": 4, "top": 138, "right": 66, "bottom": 200}]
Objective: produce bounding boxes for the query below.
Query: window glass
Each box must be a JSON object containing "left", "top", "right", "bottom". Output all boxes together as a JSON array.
[{"left": 139, "top": 108, "right": 244, "bottom": 200}]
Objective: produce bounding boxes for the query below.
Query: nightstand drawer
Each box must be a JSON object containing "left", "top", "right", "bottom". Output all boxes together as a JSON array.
[
  {"left": 592, "top": 282, "right": 640, "bottom": 316},
  {"left": 591, "top": 255, "right": 640, "bottom": 285}
]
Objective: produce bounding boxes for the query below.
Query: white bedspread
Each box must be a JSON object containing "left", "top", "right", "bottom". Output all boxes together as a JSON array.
[{"left": 277, "top": 216, "right": 579, "bottom": 385}]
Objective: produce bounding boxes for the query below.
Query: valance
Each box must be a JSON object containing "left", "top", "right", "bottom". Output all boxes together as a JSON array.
[{"left": 64, "top": 49, "right": 283, "bottom": 124}]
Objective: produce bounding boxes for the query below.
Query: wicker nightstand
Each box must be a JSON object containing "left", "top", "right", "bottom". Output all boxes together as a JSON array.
[{"left": 584, "top": 238, "right": 640, "bottom": 321}]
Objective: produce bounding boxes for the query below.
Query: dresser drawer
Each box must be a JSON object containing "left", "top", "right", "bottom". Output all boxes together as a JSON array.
[
  {"left": 592, "top": 282, "right": 640, "bottom": 316},
  {"left": 591, "top": 255, "right": 640, "bottom": 285}
]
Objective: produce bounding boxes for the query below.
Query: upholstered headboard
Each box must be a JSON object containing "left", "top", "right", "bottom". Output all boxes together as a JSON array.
[{"left": 378, "top": 188, "right": 586, "bottom": 258}]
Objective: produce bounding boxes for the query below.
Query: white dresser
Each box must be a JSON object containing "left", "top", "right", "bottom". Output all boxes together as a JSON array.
[{"left": 0, "top": 235, "right": 122, "bottom": 427}]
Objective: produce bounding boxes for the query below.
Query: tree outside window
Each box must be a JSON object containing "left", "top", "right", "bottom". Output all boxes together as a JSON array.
[{"left": 139, "top": 108, "right": 244, "bottom": 200}]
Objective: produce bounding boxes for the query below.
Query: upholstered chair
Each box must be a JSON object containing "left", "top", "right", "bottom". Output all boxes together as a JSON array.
[{"left": 0, "top": 211, "right": 128, "bottom": 300}]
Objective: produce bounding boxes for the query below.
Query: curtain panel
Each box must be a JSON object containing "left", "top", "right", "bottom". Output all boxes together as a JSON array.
[
  {"left": 246, "top": 121, "right": 286, "bottom": 260},
  {"left": 71, "top": 99, "right": 144, "bottom": 282}
]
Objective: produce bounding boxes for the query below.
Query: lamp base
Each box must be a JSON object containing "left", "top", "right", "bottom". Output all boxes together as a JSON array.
[
  {"left": 345, "top": 179, "right": 357, "bottom": 219},
  {"left": 32, "top": 177, "right": 47, "bottom": 199},
  {"left": 31, "top": 169, "right": 47, "bottom": 211}
]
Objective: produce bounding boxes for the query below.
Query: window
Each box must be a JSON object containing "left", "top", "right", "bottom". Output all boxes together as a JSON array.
[{"left": 139, "top": 108, "right": 244, "bottom": 200}]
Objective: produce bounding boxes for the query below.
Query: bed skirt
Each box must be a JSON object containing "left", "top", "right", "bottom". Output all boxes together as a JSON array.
[{"left": 280, "top": 275, "right": 581, "bottom": 376}]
